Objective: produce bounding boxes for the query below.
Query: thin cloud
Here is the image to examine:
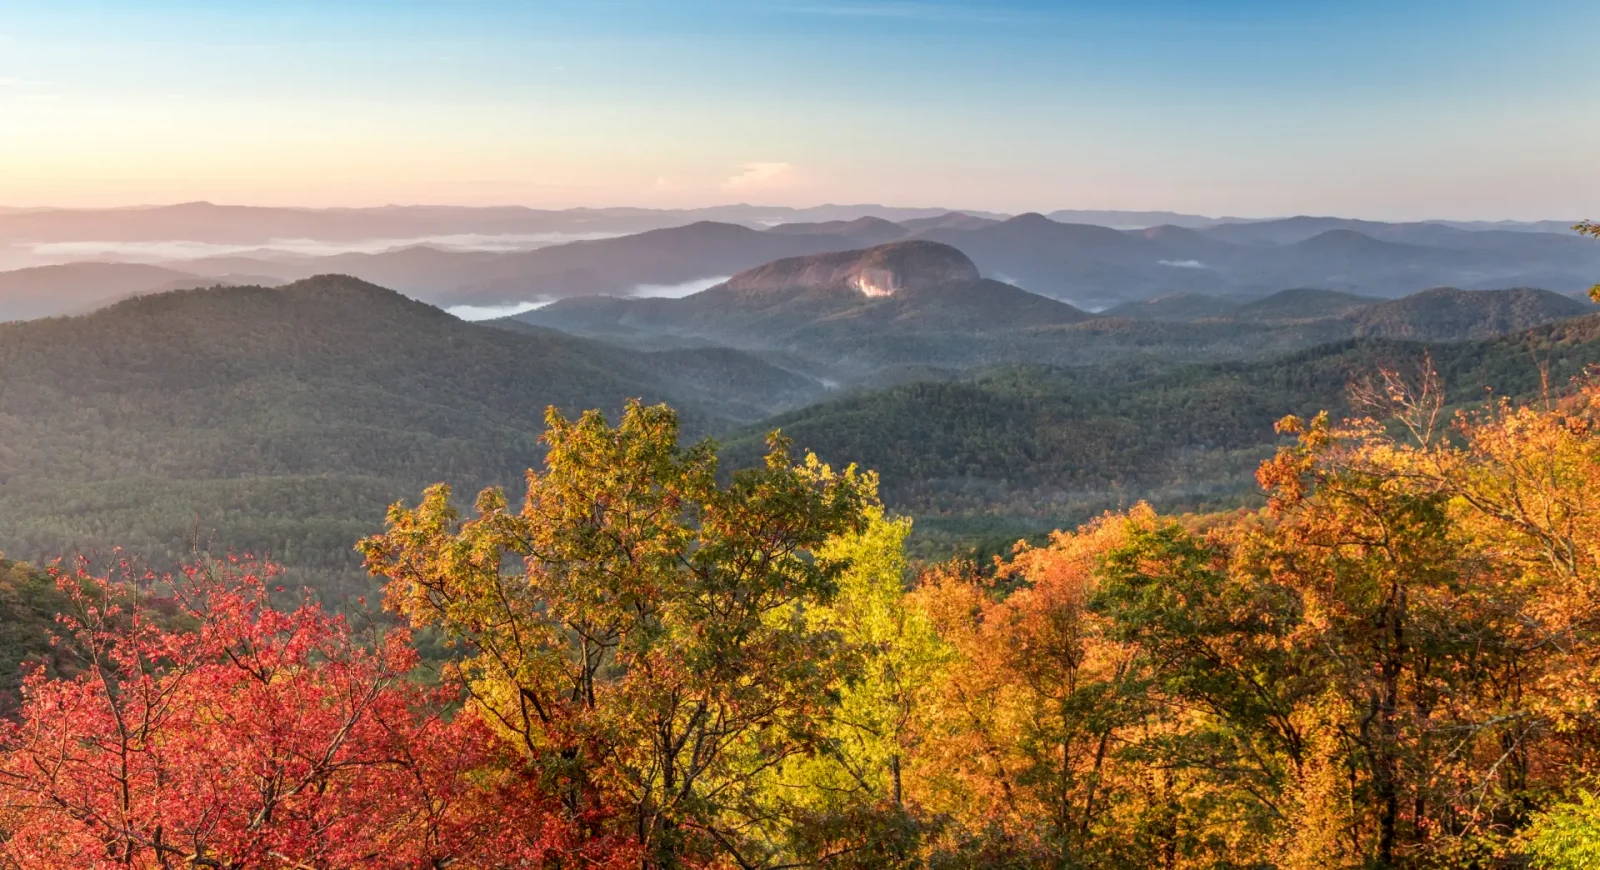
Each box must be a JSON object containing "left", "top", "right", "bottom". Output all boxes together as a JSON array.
[
  {"left": 446, "top": 298, "right": 555, "bottom": 321},
  {"left": 1158, "top": 259, "right": 1209, "bottom": 269},
  {"left": 629, "top": 276, "right": 729, "bottom": 299},
  {"left": 722, "top": 162, "right": 799, "bottom": 193}
]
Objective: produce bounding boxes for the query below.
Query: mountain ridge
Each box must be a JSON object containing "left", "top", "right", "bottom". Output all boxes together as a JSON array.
[{"left": 8, "top": 212, "right": 1596, "bottom": 322}]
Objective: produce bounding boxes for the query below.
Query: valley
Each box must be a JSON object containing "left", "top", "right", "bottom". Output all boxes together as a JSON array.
[{"left": 3, "top": 227, "right": 1597, "bottom": 587}]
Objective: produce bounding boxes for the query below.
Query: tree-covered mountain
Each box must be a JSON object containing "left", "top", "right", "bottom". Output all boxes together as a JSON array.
[
  {"left": 146, "top": 212, "right": 1600, "bottom": 313},
  {"left": 0, "top": 275, "right": 826, "bottom": 590},
  {"left": 1234, "top": 287, "right": 1382, "bottom": 321},
  {"left": 1105, "top": 286, "right": 1592, "bottom": 336},
  {"left": 1101, "top": 291, "right": 1246, "bottom": 321},
  {"left": 516, "top": 241, "right": 1095, "bottom": 377},
  {"left": 518, "top": 242, "right": 1596, "bottom": 379},
  {"left": 1351, "top": 285, "right": 1593, "bottom": 339},
  {"left": 5, "top": 265, "right": 1597, "bottom": 589},
  {"left": 723, "top": 313, "right": 1600, "bottom": 523}
]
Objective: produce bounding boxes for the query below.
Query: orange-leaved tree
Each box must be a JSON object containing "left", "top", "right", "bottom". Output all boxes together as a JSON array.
[
  {"left": 1244, "top": 405, "right": 1547, "bottom": 868},
  {"left": 907, "top": 508, "right": 1182, "bottom": 866}
]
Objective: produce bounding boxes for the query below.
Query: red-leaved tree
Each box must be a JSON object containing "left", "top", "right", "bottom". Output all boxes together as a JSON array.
[{"left": 0, "top": 558, "right": 634, "bottom": 869}]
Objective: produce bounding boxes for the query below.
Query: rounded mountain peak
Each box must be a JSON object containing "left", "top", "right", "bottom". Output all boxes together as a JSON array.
[{"left": 723, "top": 240, "right": 980, "bottom": 297}]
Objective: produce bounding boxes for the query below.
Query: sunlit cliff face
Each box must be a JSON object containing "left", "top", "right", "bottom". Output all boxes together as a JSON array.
[{"left": 851, "top": 269, "right": 899, "bottom": 298}]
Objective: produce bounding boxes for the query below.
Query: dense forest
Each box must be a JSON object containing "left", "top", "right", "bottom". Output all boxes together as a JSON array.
[
  {"left": 6, "top": 272, "right": 1600, "bottom": 595},
  {"left": 0, "top": 277, "right": 822, "bottom": 598},
  {"left": 3, "top": 383, "right": 1600, "bottom": 868}
]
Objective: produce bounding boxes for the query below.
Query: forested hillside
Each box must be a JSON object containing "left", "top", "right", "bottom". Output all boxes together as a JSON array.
[
  {"left": 0, "top": 275, "right": 825, "bottom": 593},
  {"left": 518, "top": 242, "right": 1595, "bottom": 377},
  {"left": 733, "top": 313, "right": 1600, "bottom": 519},
  {"left": 5, "top": 269, "right": 1599, "bottom": 589},
  {"left": 5, "top": 392, "right": 1600, "bottom": 868}
]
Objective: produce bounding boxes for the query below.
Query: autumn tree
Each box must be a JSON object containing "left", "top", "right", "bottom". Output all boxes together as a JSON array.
[
  {"left": 1093, "top": 517, "right": 1313, "bottom": 865},
  {"left": 904, "top": 509, "right": 1184, "bottom": 868},
  {"left": 359, "top": 401, "right": 872, "bottom": 868},
  {"left": 758, "top": 493, "right": 952, "bottom": 868},
  {"left": 1242, "top": 409, "right": 1541, "bottom": 867},
  {"left": 1379, "top": 378, "right": 1600, "bottom": 865},
  {"left": 0, "top": 558, "right": 605, "bottom": 870},
  {"left": 1524, "top": 790, "right": 1600, "bottom": 869}
]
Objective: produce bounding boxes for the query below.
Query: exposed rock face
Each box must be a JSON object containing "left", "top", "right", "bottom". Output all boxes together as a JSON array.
[{"left": 722, "top": 241, "right": 981, "bottom": 297}]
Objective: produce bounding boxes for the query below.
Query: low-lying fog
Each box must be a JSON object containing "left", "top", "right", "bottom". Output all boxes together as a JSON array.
[
  {"left": 445, "top": 277, "right": 730, "bottom": 321},
  {"left": 2, "top": 232, "right": 623, "bottom": 269}
]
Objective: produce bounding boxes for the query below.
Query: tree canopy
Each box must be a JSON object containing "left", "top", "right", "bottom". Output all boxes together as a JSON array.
[{"left": 4, "top": 384, "right": 1600, "bottom": 867}]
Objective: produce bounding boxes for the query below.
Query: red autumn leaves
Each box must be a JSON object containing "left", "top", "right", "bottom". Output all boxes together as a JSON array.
[{"left": 0, "top": 561, "right": 633, "bottom": 869}]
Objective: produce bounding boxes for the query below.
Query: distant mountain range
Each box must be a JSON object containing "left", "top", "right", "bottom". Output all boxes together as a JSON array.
[
  {"left": 0, "top": 202, "right": 1011, "bottom": 245},
  {"left": 3, "top": 207, "right": 1593, "bottom": 320},
  {"left": 513, "top": 240, "right": 1594, "bottom": 378},
  {"left": 176, "top": 213, "right": 1600, "bottom": 311},
  {"left": 0, "top": 263, "right": 284, "bottom": 321},
  {"left": 1, "top": 201, "right": 1574, "bottom": 245},
  {"left": 4, "top": 266, "right": 1598, "bottom": 581}
]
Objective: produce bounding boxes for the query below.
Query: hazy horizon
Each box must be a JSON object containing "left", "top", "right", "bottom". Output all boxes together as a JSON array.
[
  {"left": 0, "top": 200, "right": 1586, "bottom": 224},
  {"left": 5, "top": 1, "right": 1597, "bottom": 221}
]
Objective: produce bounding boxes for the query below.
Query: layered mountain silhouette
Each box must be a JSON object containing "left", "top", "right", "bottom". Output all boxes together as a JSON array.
[
  {"left": 172, "top": 222, "right": 876, "bottom": 303},
  {"left": 516, "top": 242, "right": 1095, "bottom": 375},
  {"left": 516, "top": 240, "right": 1597, "bottom": 377},
  {"left": 4, "top": 267, "right": 1597, "bottom": 582},
  {"left": 6, "top": 210, "right": 1596, "bottom": 320},
  {"left": 0, "top": 202, "right": 1008, "bottom": 245}
]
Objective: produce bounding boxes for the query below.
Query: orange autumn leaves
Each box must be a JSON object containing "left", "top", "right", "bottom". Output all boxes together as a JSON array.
[
  {"left": 893, "top": 375, "right": 1600, "bottom": 868},
  {"left": 907, "top": 510, "right": 1154, "bottom": 862},
  {"left": 3, "top": 378, "right": 1600, "bottom": 868}
]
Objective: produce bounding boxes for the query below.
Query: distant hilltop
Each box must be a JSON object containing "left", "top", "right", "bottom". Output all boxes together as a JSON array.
[{"left": 723, "top": 241, "right": 981, "bottom": 297}]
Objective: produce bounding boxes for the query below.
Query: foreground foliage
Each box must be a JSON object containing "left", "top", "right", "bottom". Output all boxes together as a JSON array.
[
  {"left": 0, "top": 558, "right": 624, "bottom": 869},
  {"left": 5, "top": 383, "right": 1600, "bottom": 866},
  {"left": 361, "top": 402, "right": 872, "bottom": 867}
]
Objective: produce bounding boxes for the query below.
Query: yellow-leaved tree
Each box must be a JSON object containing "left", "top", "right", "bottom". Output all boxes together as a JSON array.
[{"left": 360, "top": 401, "right": 872, "bottom": 869}]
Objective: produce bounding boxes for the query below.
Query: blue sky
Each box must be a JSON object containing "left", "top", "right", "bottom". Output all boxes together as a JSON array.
[{"left": 1, "top": 0, "right": 1596, "bottom": 218}]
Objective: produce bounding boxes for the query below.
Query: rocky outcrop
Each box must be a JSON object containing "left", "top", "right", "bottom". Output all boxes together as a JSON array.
[{"left": 722, "top": 241, "right": 981, "bottom": 297}]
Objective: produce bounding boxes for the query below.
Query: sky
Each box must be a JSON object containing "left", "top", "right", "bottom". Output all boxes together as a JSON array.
[{"left": 1, "top": 0, "right": 1597, "bottom": 219}]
